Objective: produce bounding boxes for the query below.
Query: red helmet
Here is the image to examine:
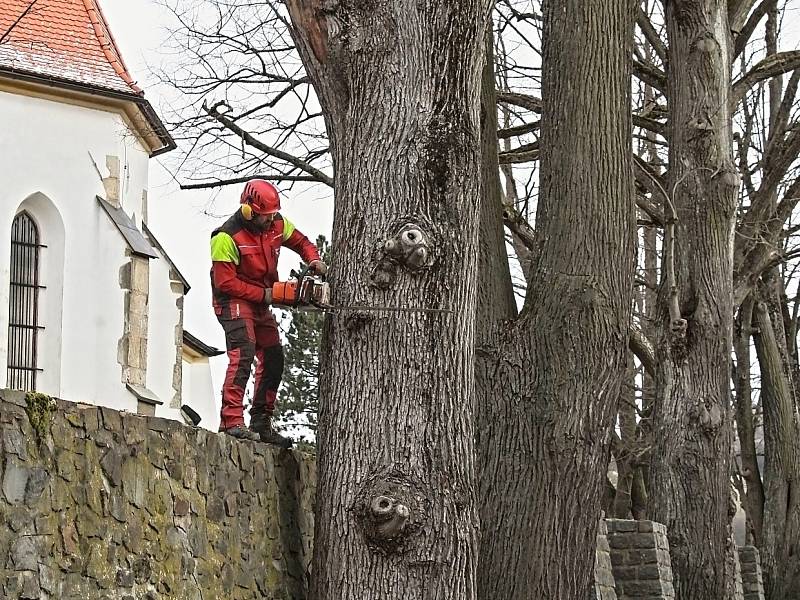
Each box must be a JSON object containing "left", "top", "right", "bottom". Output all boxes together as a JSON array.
[{"left": 240, "top": 180, "right": 280, "bottom": 217}]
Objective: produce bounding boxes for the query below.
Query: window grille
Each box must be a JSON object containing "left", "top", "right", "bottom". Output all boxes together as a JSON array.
[{"left": 7, "top": 212, "right": 45, "bottom": 390}]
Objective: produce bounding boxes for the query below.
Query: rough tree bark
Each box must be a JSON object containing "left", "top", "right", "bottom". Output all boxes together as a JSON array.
[
  {"left": 733, "top": 297, "right": 764, "bottom": 546},
  {"left": 754, "top": 275, "right": 800, "bottom": 599},
  {"left": 647, "top": 1, "right": 739, "bottom": 598},
  {"left": 286, "top": 2, "right": 491, "bottom": 598},
  {"left": 475, "top": 21, "right": 517, "bottom": 464},
  {"left": 478, "top": 0, "right": 636, "bottom": 596},
  {"left": 612, "top": 357, "right": 639, "bottom": 520}
]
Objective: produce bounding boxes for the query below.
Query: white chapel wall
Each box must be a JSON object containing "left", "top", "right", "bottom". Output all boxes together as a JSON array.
[{"left": 0, "top": 90, "right": 178, "bottom": 414}]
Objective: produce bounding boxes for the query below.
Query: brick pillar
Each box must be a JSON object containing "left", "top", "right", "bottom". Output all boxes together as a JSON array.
[
  {"left": 593, "top": 517, "right": 618, "bottom": 600},
  {"left": 606, "top": 519, "right": 675, "bottom": 599},
  {"left": 738, "top": 546, "right": 765, "bottom": 600}
]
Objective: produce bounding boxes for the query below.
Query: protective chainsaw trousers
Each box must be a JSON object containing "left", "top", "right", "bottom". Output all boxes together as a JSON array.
[{"left": 218, "top": 308, "right": 284, "bottom": 430}]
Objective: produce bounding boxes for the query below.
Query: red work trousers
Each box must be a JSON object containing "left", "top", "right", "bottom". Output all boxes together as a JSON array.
[{"left": 218, "top": 308, "right": 284, "bottom": 430}]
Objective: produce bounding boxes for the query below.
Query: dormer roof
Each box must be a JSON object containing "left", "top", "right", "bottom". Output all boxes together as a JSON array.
[{"left": 0, "top": 0, "right": 175, "bottom": 156}]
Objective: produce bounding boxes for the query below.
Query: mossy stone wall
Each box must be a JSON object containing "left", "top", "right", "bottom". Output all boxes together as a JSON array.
[{"left": 0, "top": 389, "right": 315, "bottom": 600}]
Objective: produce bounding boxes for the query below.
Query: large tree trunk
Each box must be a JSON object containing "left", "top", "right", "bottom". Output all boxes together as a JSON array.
[
  {"left": 754, "top": 6, "right": 800, "bottom": 596},
  {"left": 612, "top": 357, "right": 638, "bottom": 519},
  {"left": 734, "top": 297, "right": 764, "bottom": 546},
  {"left": 754, "top": 276, "right": 800, "bottom": 600},
  {"left": 647, "top": 1, "right": 739, "bottom": 598},
  {"left": 475, "top": 22, "right": 517, "bottom": 415},
  {"left": 287, "top": 3, "right": 491, "bottom": 598},
  {"left": 478, "top": 0, "right": 636, "bottom": 596}
]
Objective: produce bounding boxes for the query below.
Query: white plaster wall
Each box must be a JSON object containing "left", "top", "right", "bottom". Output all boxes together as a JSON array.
[
  {"left": 0, "top": 90, "right": 170, "bottom": 413},
  {"left": 182, "top": 356, "right": 221, "bottom": 431}
]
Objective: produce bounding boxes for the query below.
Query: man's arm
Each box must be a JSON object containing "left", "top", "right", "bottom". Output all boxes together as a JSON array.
[
  {"left": 211, "top": 233, "right": 268, "bottom": 303},
  {"left": 281, "top": 217, "right": 322, "bottom": 264}
]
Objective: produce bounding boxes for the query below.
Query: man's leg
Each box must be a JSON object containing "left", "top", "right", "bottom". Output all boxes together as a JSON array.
[
  {"left": 218, "top": 318, "right": 260, "bottom": 440},
  {"left": 252, "top": 345, "right": 284, "bottom": 420},
  {"left": 250, "top": 312, "right": 292, "bottom": 448}
]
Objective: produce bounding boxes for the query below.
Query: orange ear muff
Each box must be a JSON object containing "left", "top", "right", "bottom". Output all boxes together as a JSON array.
[{"left": 241, "top": 203, "right": 253, "bottom": 220}]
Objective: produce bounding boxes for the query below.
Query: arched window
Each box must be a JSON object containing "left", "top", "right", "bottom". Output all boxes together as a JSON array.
[{"left": 7, "top": 212, "right": 44, "bottom": 390}]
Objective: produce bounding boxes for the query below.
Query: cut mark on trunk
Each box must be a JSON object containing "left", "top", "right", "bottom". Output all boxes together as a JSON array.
[{"left": 287, "top": 0, "right": 330, "bottom": 63}]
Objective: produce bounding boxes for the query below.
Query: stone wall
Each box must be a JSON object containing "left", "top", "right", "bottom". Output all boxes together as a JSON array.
[
  {"left": 738, "top": 546, "right": 765, "bottom": 600},
  {"left": 593, "top": 516, "right": 618, "bottom": 600},
  {"left": 0, "top": 389, "right": 315, "bottom": 600},
  {"left": 606, "top": 519, "right": 675, "bottom": 599},
  {"left": 0, "top": 389, "right": 772, "bottom": 599}
]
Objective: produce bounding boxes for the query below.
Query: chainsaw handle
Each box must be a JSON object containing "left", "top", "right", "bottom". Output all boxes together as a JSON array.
[{"left": 294, "top": 263, "right": 313, "bottom": 308}]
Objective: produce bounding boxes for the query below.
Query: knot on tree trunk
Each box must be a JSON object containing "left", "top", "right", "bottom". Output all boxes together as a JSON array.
[
  {"left": 370, "top": 218, "right": 437, "bottom": 289},
  {"left": 370, "top": 495, "right": 410, "bottom": 539},
  {"left": 351, "top": 468, "right": 428, "bottom": 553}
]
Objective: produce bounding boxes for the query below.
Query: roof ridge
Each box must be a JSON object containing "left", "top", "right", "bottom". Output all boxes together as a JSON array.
[{"left": 80, "top": 0, "right": 142, "bottom": 95}]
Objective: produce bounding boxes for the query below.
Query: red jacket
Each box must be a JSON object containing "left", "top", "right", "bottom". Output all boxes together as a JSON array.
[{"left": 210, "top": 211, "right": 320, "bottom": 319}]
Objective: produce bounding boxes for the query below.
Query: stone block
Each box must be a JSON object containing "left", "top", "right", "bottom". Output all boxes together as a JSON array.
[
  {"left": 607, "top": 519, "right": 638, "bottom": 533},
  {"left": 631, "top": 534, "right": 656, "bottom": 549},
  {"left": 19, "top": 571, "right": 40, "bottom": 600},
  {"left": 609, "top": 535, "right": 632, "bottom": 550},
  {"left": 100, "top": 448, "right": 124, "bottom": 487},
  {"left": 174, "top": 497, "right": 191, "bottom": 517},
  {"left": 3, "top": 427, "right": 28, "bottom": 459},
  {"left": 627, "top": 549, "right": 660, "bottom": 565},
  {"left": 612, "top": 566, "right": 638, "bottom": 580},
  {"left": 637, "top": 565, "right": 661, "bottom": 580},
  {"left": 3, "top": 459, "right": 30, "bottom": 504},
  {"left": 619, "top": 580, "right": 666, "bottom": 596},
  {"left": 24, "top": 468, "right": 49, "bottom": 505},
  {"left": 100, "top": 407, "right": 123, "bottom": 432},
  {"left": 9, "top": 535, "right": 39, "bottom": 570}
]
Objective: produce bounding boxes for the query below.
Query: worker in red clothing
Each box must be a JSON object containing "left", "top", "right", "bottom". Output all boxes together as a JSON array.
[{"left": 210, "top": 179, "right": 326, "bottom": 447}]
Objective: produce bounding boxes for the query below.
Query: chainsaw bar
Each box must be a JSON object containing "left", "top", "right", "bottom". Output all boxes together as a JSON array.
[{"left": 316, "top": 303, "right": 453, "bottom": 315}]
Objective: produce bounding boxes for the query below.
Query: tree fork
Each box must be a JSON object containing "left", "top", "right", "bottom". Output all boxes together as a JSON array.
[{"left": 478, "top": 0, "right": 637, "bottom": 596}]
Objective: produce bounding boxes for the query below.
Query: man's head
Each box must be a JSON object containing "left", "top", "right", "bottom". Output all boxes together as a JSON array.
[{"left": 240, "top": 180, "right": 280, "bottom": 228}]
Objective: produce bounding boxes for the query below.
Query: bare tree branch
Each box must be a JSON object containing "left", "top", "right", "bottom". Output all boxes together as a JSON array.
[
  {"left": 630, "top": 325, "right": 656, "bottom": 378},
  {"left": 499, "top": 141, "right": 539, "bottom": 164},
  {"left": 733, "top": 0, "right": 769, "bottom": 59},
  {"left": 636, "top": 7, "right": 666, "bottom": 64},
  {"left": 633, "top": 59, "right": 667, "bottom": 93},
  {"left": 731, "top": 51, "right": 800, "bottom": 108},
  {"left": 633, "top": 156, "right": 667, "bottom": 226},
  {"left": 497, "top": 91, "right": 541, "bottom": 114},
  {"left": 180, "top": 174, "right": 320, "bottom": 190},
  {"left": 497, "top": 120, "right": 540, "bottom": 139},
  {"left": 203, "top": 101, "right": 333, "bottom": 187},
  {"left": 729, "top": 0, "right": 763, "bottom": 33}
]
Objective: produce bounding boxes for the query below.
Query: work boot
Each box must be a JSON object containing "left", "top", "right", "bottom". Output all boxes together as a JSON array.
[
  {"left": 251, "top": 415, "right": 293, "bottom": 449},
  {"left": 221, "top": 425, "right": 261, "bottom": 442}
]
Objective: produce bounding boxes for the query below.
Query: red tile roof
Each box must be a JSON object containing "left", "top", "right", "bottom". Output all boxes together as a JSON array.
[{"left": 0, "top": 0, "right": 142, "bottom": 96}]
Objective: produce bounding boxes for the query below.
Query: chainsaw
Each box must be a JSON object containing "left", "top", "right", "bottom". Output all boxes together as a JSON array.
[{"left": 270, "top": 265, "right": 451, "bottom": 315}]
